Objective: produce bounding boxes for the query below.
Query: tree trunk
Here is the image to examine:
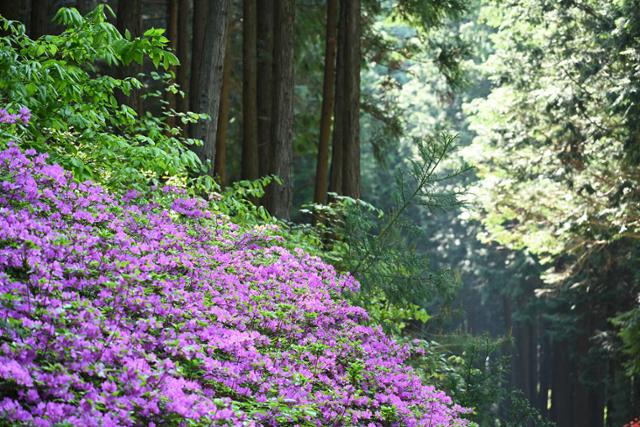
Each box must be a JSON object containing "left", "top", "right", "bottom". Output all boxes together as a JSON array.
[
  {"left": 166, "top": 0, "right": 179, "bottom": 126},
  {"left": 329, "top": 0, "right": 345, "bottom": 195},
  {"left": 176, "top": 0, "right": 190, "bottom": 117},
  {"left": 572, "top": 304, "right": 591, "bottom": 427},
  {"left": 189, "top": 0, "right": 208, "bottom": 115},
  {"left": 242, "top": 0, "right": 259, "bottom": 181},
  {"left": 537, "top": 335, "right": 551, "bottom": 417},
  {"left": 313, "top": 0, "right": 338, "bottom": 206},
  {"left": 30, "top": 0, "right": 48, "bottom": 38},
  {"left": 529, "top": 315, "right": 538, "bottom": 403},
  {"left": 116, "top": 0, "right": 142, "bottom": 113},
  {"left": 214, "top": 23, "right": 232, "bottom": 187},
  {"left": 76, "top": 0, "right": 97, "bottom": 15},
  {"left": 190, "top": 0, "right": 231, "bottom": 175},
  {"left": 256, "top": 0, "right": 273, "bottom": 179},
  {"left": 340, "top": 0, "right": 361, "bottom": 198},
  {"left": 267, "top": 0, "right": 294, "bottom": 219},
  {"left": 551, "top": 340, "right": 572, "bottom": 427}
]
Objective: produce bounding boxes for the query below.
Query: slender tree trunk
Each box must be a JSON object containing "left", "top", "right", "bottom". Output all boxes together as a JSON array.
[
  {"left": 176, "top": 0, "right": 191, "bottom": 117},
  {"left": 76, "top": 0, "right": 97, "bottom": 15},
  {"left": 242, "top": 0, "right": 259, "bottom": 181},
  {"left": 551, "top": 341, "right": 572, "bottom": 427},
  {"left": 190, "top": 0, "right": 208, "bottom": 115},
  {"left": 214, "top": 24, "right": 232, "bottom": 187},
  {"left": 529, "top": 316, "right": 538, "bottom": 403},
  {"left": 116, "top": 0, "right": 142, "bottom": 40},
  {"left": 329, "top": 1, "right": 346, "bottom": 195},
  {"left": 116, "top": 0, "right": 142, "bottom": 112},
  {"left": 30, "top": 0, "right": 48, "bottom": 38},
  {"left": 256, "top": 0, "right": 273, "bottom": 179},
  {"left": 190, "top": 0, "right": 231, "bottom": 175},
  {"left": 340, "top": 0, "right": 361, "bottom": 198},
  {"left": 573, "top": 304, "right": 591, "bottom": 427},
  {"left": 313, "top": 0, "right": 338, "bottom": 205},
  {"left": 514, "top": 320, "right": 533, "bottom": 404},
  {"left": 267, "top": 0, "right": 294, "bottom": 219},
  {"left": 166, "top": 0, "right": 179, "bottom": 126},
  {"left": 537, "top": 334, "right": 551, "bottom": 417}
]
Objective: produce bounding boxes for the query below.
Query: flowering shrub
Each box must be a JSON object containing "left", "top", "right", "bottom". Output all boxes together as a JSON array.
[
  {"left": 0, "top": 106, "right": 31, "bottom": 125},
  {"left": 0, "top": 144, "right": 470, "bottom": 426}
]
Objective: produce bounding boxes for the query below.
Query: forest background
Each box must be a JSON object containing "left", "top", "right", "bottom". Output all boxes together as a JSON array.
[{"left": 0, "top": 0, "right": 639, "bottom": 426}]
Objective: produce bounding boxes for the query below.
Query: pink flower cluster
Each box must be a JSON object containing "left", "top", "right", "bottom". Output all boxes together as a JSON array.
[
  {"left": 0, "top": 107, "right": 31, "bottom": 125},
  {"left": 0, "top": 144, "right": 470, "bottom": 426}
]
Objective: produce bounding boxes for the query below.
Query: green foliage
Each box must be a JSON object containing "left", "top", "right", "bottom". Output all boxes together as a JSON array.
[
  {"left": 410, "top": 335, "right": 553, "bottom": 427},
  {"left": 465, "top": 0, "right": 640, "bottom": 277},
  {"left": 453, "top": 0, "right": 640, "bottom": 420},
  {"left": 0, "top": 6, "right": 209, "bottom": 192},
  {"left": 303, "top": 134, "right": 468, "bottom": 334},
  {"left": 612, "top": 304, "right": 640, "bottom": 376}
]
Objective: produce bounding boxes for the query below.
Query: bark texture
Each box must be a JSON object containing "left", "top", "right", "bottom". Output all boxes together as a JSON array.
[
  {"left": 340, "top": 0, "right": 361, "bottom": 198},
  {"left": 176, "top": 0, "right": 190, "bottom": 116},
  {"left": 242, "top": 0, "right": 259, "bottom": 181},
  {"left": 30, "top": 0, "right": 48, "bottom": 38},
  {"left": 313, "top": 0, "right": 338, "bottom": 205},
  {"left": 189, "top": 0, "right": 208, "bottom": 114},
  {"left": 190, "top": 0, "right": 231, "bottom": 176},
  {"left": 256, "top": 0, "right": 274, "bottom": 179},
  {"left": 329, "top": 0, "right": 360, "bottom": 199},
  {"left": 329, "top": 0, "right": 345, "bottom": 195},
  {"left": 166, "top": 0, "right": 179, "bottom": 126},
  {"left": 267, "top": 0, "right": 295, "bottom": 219},
  {"left": 214, "top": 23, "right": 233, "bottom": 187}
]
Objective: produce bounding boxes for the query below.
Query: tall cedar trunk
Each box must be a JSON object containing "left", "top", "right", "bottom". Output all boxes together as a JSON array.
[
  {"left": 76, "top": 0, "right": 97, "bottom": 15},
  {"left": 537, "top": 334, "right": 551, "bottom": 417},
  {"left": 329, "top": 2, "right": 346, "bottom": 195},
  {"left": 498, "top": 294, "right": 514, "bottom": 421},
  {"left": 190, "top": 0, "right": 231, "bottom": 175},
  {"left": 313, "top": 0, "right": 338, "bottom": 205},
  {"left": 529, "top": 315, "right": 538, "bottom": 403},
  {"left": 256, "top": 0, "right": 273, "bottom": 179},
  {"left": 214, "top": 24, "right": 232, "bottom": 187},
  {"left": 514, "top": 320, "right": 533, "bottom": 404},
  {"left": 340, "top": 0, "right": 361, "bottom": 198},
  {"left": 573, "top": 303, "right": 591, "bottom": 427},
  {"left": 176, "top": 0, "right": 190, "bottom": 116},
  {"left": 190, "top": 0, "right": 208, "bottom": 115},
  {"left": 166, "top": 0, "right": 179, "bottom": 127},
  {"left": 242, "top": 0, "right": 259, "bottom": 180},
  {"left": 30, "top": 0, "right": 48, "bottom": 38},
  {"left": 116, "top": 0, "right": 142, "bottom": 113},
  {"left": 551, "top": 340, "right": 572, "bottom": 427},
  {"left": 267, "top": 0, "right": 294, "bottom": 219}
]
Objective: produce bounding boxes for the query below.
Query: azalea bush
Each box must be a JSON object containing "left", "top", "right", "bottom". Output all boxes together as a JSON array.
[{"left": 0, "top": 142, "right": 470, "bottom": 426}]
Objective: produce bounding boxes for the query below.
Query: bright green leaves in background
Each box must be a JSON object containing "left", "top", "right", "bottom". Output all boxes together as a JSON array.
[{"left": 0, "top": 5, "right": 210, "bottom": 193}]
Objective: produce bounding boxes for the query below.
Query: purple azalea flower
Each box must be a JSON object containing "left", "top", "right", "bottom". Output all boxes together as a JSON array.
[{"left": 0, "top": 144, "right": 471, "bottom": 426}]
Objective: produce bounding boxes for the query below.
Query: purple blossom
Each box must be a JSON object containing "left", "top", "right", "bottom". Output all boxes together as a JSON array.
[
  {"left": 18, "top": 106, "right": 31, "bottom": 124},
  {"left": 0, "top": 106, "right": 31, "bottom": 124},
  {"left": 0, "top": 144, "right": 471, "bottom": 426}
]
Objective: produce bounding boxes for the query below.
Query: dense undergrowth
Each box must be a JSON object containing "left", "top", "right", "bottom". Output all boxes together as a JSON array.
[{"left": 0, "top": 143, "right": 470, "bottom": 426}]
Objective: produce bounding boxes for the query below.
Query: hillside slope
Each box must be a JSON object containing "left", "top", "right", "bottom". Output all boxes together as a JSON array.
[{"left": 0, "top": 144, "right": 469, "bottom": 426}]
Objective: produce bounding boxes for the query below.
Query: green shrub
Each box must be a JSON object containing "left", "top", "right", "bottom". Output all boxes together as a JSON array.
[{"left": 0, "top": 5, "right": 210, "bottom": 192}]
